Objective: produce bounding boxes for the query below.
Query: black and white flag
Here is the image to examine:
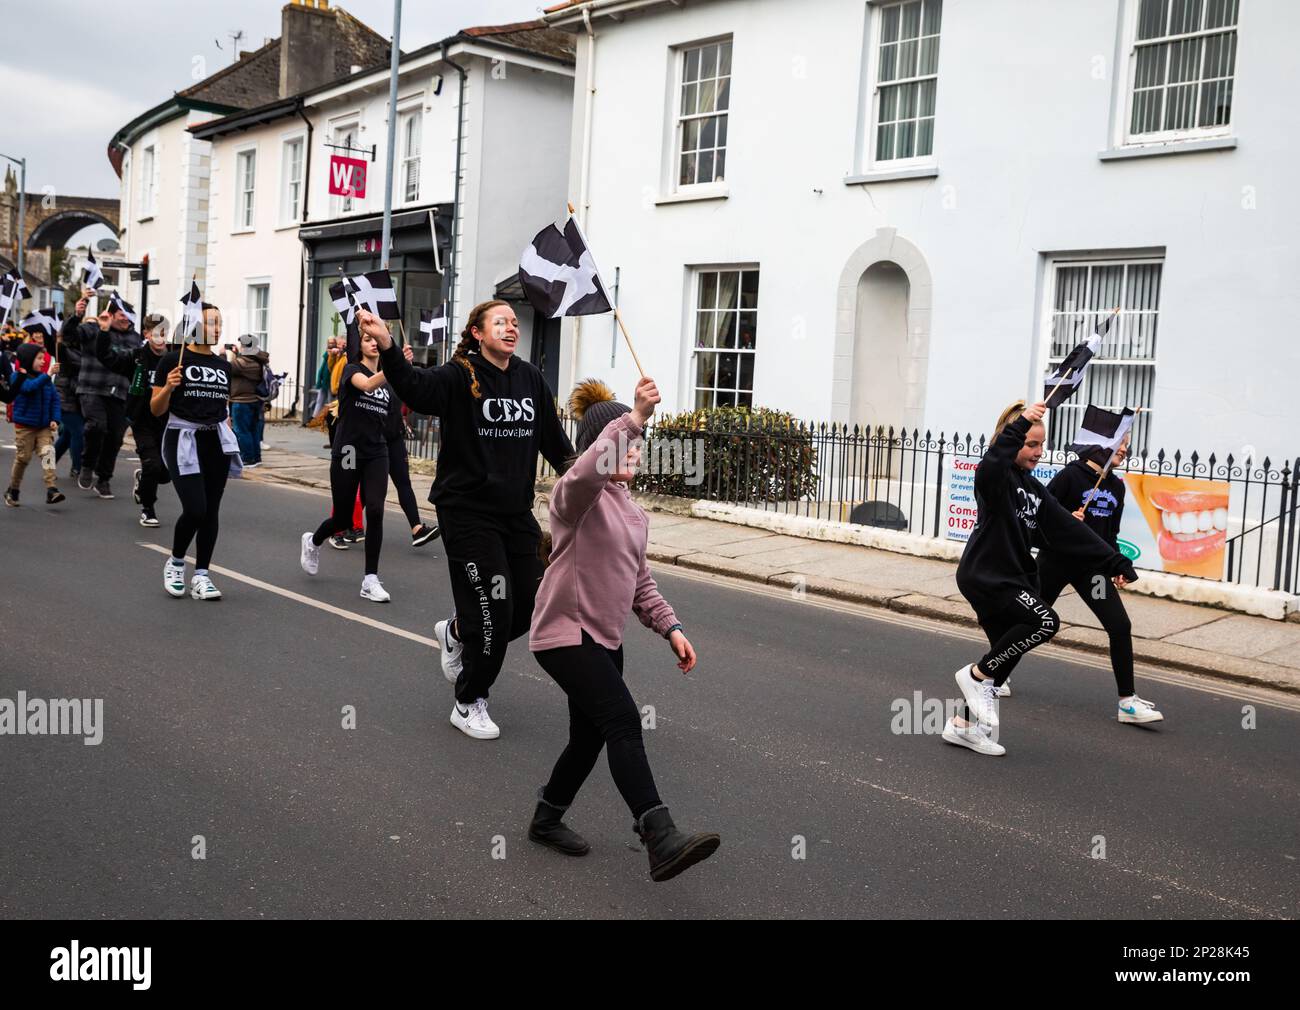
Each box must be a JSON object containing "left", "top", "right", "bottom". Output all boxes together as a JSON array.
[
  {"left": 344, "top": 270, "right": 400, "bottom": 320},
  {"left": 418, "top": 304, "right": 446, "bottom": 347},
  {"left": 1045, "top": 310, "right": 1118, "bottom": 403},
  {"left": 20, "top": 306, "right": 60, "bottom": 336},
  {"left": 0, "top": 269, "right": 30, "bottom": 325},
  {"left": 1069, "top": 405, "right": 1135, "bottom": 461},
  {"left": 179, "top": 279, "right": 204, "bottom": 339},
  {"left": 82, "top": 250, "right": 104, "bottom": 290},
  {"left": 519, "top": 216, "right": 613, "bottom": 319},
  {"left": 108, "top": 292, "right": 138, "bottom": 330},
  {"left": 328, "top": 279, "right": 357, "bottom": 325}
]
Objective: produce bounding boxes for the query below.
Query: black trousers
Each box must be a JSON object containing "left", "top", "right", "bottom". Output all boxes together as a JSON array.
[
  {"left": 162, "top": 428, "right": 229, "bottom": 571},
  {"left": 313, "top": 456, "right": 388, "bottom": 575},
  {"left": 440, "top": 507, "right": 543, "bottom": 704},
  {"left": 973, "top": 588, "right": 1060, "bottom": 687},
  {"left": 131, "top": 413, "right": 170, "bottom": 509},
  {"left": 387, "top": 436, "right": 421, "bottom": 528},
  {"left": 535, "top": 632, "right": 663, "bottom": 820},
  {"left": 1037, "top": 555, "right": 1136, "bottom": 697},
  {"left": 80, "top": 393, "right": 128, "bottom": 481}
]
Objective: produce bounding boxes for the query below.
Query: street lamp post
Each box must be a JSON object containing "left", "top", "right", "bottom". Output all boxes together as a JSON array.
[
  {"left": 380, "top": 0, "right": 402, "bottom": 273},
  {"left": 0, "top": 151, "right": 26, "bottom": 278}
]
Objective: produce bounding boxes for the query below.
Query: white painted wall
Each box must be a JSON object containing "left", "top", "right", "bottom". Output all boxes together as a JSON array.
[{"left": 560, "top": 0, "right": 1300, "bottom": 461}]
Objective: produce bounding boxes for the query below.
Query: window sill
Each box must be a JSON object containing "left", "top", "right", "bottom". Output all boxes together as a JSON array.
[
  {"left": 844, "top": 165, "right": 939, "bottom": 185},
  {"left": 655, "top": 185, "right": 729, "bottom": 206},
  {"left": 1098, "top": 137, "right": 1236, "bottom": 161},
  {"left": 274, "top": 221, "right": 301, "bottom": 233},
  {"left": 229, "top": 227, "right": 256, "bottom": 236}
]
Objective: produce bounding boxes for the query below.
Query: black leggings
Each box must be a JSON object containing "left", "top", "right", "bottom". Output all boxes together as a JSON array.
[
  {"left": 974, "top": 588, "right": 1060, "bottom": 687},
  {"left": 1037, "top": 556, "right": 1135, "bottom": 696},
  {"left": 535, "top": 632, "right": 663, "bottom": 820},
  {"left": 162, "top": 428, "right": 229, "bottom": 571},
  {"left": 313, "top": 456, "right": 389, "bottom": 575},
  {"left": 387, "top": 436, "right": 421, "bottom": 528},
  {"left": 440, "top": 507, "right": 543, "bottom": 704},
  {"left": 132, "top": 414, "right": 170, "bottom": 509},
  {"left": 80, "top": 393, "right": 128, "bottom": 481}
]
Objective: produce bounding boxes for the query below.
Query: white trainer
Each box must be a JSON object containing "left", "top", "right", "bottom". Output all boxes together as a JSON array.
[
  {"left": 191, "top": 573, "right": 222, "bottom": 600},
  {"left": 300, "top": 531, "right": 320, "bottom": 576},
  {"left": 360, "top": 574, "right": 391, "bottom": 602},
  {"left": 164, "top": 558, "right": 187, "bottom": 598},
  {"left": 451, "top": 698, "right": 499, "bottom": 740},
  {"left": 955, "top": 664, "right": 1000, "bottom": 727},
  {"left": 435, "top": 617, "right": 463, "bottom": 683},
  {"left": 998, "top": 679, "right": 1012, "bottom": 698},
  {"left": 942, "top": 716, "right": 1006, "bottom": 756},
  {"left": 1118, "top": 695, "right": 1164, "bottom": 724}
]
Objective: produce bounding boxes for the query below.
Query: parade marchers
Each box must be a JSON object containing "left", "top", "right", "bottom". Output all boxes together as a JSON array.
[{"left": 0, "top": 288, "right": 1169, "bottom": 884}]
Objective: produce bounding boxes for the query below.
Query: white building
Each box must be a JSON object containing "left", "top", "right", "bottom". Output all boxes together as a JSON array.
[
  {"left": 193, "top": 21, "right": 575, "bottom": 397},
  {"left": 543, "top": 0, "right": 1299, "bottom": 461}
]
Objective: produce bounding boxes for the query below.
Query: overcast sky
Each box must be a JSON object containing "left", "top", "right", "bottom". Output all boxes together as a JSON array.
[{"left": 1, "top": 0, "right": 545, "bottom": 203}]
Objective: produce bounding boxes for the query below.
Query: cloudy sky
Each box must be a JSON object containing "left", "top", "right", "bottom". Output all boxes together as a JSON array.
[{"left": 1, "top": 0, "right": 545, "bottom": 202}]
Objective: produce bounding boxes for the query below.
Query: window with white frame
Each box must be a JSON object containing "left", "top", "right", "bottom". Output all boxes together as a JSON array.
[
  {"left": 281, "top": 138, "right": 303, "bottom": 223},
  {"left": 692, "top": 267, "right": 758, "bottom": 409},
  {"left": 236, "top": 150, "right": 257, "bottom": 230},
  {"left": 1127, "top": 0, "right": 1238, "bottom": 141},
  {"left": 246, "top": 284, "right": 270, "bottom": 343},
  {"left": 871, "top": 0, "right": 942, "bottom": 164},
  {"left": 676, "top": 39, "right": 732, "bottom": 188},
  {"left": 139, "top": 145, "right": 156, "bottom": 218},
  {"left": 400, "top": 110, "right": 421, "bottom": 204},
  {"left": 1045, "top": 257, "right": 1163, "bottom": 455}
]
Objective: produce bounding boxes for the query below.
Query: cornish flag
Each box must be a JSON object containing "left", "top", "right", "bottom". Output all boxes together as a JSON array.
[
  {"left": 0, "top": 269, "right": 30, "bottom": 324},
  {"left": 82, "top": 250, "right": 104, "bottom": 290},
  {"left": 108, "top": 292, "right": 138, "bottom": 330},
  {"left": 344, "top": 270, "right": 400, "bottom": 320},
  {"left": 179, "top": 279, "right": 204, "bottom": 339},
  {"left": 329, "top": 279, "right": 358, "bottom": 325},
  {"left": 1069, "top": 405, "right": 1135, "bottom": 460},
  {"left": 21, "top": 306, "right": 60, "bottom": 336},
  {"left": 418, "top": 304, "right": 447, "bottom": 347},
  {"left": 1045, "top": 309, "right": 1118, "bottom": 402},
  {"left": 519, "top": 215, "right": 613, "bottom": 319}
]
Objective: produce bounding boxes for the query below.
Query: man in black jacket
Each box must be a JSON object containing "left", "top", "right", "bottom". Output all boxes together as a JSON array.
[{"left": 60, "top": 288, "right": 141, "bottom": 498}]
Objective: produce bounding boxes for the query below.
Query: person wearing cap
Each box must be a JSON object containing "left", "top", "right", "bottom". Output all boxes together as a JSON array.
[
  {"left": 60, "top": 287, "right": 141, "bottom": 498},
  {"left": 226, "top": 334, "right": 270, "bottom": 468},
  {"left": 525, "top": 375, "right": 718, "bottom": 882},
  {"left": 94, "top": 312, "right": 173, "bottom": 526}
]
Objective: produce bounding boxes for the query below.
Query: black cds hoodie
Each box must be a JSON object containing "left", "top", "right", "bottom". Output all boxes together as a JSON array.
[
  {"left": 955, "top": 415, "right": 1137, "bottom": 609},
  {"left": 379, "top": 343, "right": 572, "bottom": 514},
  {"left": 1044, "top": 458, "right": 1126, "bottom": 549}
]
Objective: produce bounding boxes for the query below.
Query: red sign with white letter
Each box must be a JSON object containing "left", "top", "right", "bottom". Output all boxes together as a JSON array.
[{"left": 328, "top": 155, "right": 367, "bottom": 198}]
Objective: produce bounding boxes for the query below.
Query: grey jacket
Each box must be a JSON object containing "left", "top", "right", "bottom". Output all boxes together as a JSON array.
[{"left": 61, "top": 317, "right": 141, "bottom": 400}]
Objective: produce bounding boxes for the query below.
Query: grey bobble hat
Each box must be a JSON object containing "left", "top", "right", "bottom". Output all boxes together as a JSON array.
[{"left": 570, "top": 378, "right": 631, "bottom": 453}]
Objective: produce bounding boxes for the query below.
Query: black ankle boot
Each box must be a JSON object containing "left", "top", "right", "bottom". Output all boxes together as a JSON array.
[
  {"left": 634, "top": 806, "right": 720, "bottom": 882},
  {"left": 528, "top": 791, "right": 590, "bottom": 856}
]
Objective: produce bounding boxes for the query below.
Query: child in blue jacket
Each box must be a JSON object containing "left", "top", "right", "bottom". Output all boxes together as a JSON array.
[{"left": 5, "top": 342, "right": 65, "bottom": 506}]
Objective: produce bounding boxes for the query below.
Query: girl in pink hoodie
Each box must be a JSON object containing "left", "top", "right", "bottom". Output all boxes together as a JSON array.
[{"left": 527, "top": 376, "right": 719, "bottom": 882}]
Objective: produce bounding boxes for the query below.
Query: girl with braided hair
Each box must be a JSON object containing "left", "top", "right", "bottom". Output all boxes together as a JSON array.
[{"left": 357, "top": 300, "right": 573, "bottom": 740}]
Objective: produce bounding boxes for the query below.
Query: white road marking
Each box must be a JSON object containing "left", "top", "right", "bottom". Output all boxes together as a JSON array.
[{"left": 137, "top": 541, "right": 439, "bottom": 649}]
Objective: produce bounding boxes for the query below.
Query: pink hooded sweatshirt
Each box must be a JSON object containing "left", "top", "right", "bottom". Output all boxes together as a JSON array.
[{"left": 530, "top": 413, "right": 679, "bottom": 652}]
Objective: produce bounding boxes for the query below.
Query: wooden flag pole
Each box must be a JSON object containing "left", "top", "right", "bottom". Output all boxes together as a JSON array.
[
  {"left": 566, "top": 202, "right": 644, "bottom": 379},
  {"left": 1045, "top": 367, "right": 1074, "bottom": 409}
]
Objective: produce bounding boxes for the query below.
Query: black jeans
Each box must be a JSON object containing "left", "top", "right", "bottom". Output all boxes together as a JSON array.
[
  {"left": 535, "top": 632, "right": 663, "bottom": 820},
  {"left": 1037, "top": 555, "right": 1135, "bottom": 696},
  {"left": 973, "top": 588, "right": 1060, "bottom": 687},
  {"left": 131, "top": 413, "right": 170, "bottom": 510},
  {"left": 440, "top": 507, "right": 542, "bottom": 704},
  {"left": 313, "top": 456, "right": 388, "bottom": 575},
  {"left": 80, "top": 393, "right": 128, "bottom": 481},
  {"left": 162, "top": 428, "right": 229, "bottom": 571},
  {"left": 387, "top": 436, "right": 421, "bottom": 528}
]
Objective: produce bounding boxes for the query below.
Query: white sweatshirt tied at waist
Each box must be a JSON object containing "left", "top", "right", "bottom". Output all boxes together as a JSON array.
[{"left": 166, "top": 414, "right": 243, "bottom": 477}]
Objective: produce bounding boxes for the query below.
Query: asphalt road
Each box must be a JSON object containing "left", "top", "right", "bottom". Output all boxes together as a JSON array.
[{"left": 1, "top": 437, "right": 1297, "bottom": 919}]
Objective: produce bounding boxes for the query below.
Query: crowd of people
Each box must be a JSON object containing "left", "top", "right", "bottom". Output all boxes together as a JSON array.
[{"left": 1, "top": 284, "right": 1167, "bottom": 882}]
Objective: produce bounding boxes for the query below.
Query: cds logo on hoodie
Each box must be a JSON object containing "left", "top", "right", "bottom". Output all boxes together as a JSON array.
[
  {"left": 480, "top": 397, "right": 535, "bottom": 437},
  {"left": 1014, "top": 486, "right": 1042, "bottom": 530}
]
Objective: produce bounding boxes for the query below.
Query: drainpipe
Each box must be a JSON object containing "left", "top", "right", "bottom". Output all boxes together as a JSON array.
[
  {"left": 442, "top": 40, "right": 468, "bottom": 337},
  {"left": 295, "top": 98, "right": 314, "bottom": 422},
  {"left": 564, "top": 7, "right": 598, "bottom": 395}
]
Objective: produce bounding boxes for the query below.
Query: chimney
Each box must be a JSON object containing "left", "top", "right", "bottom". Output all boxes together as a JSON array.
[{"left": 280, "top": 0, "right": 340, "bottom": 99}]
